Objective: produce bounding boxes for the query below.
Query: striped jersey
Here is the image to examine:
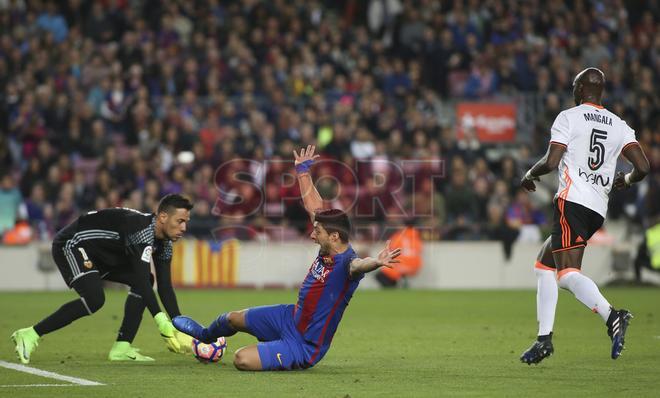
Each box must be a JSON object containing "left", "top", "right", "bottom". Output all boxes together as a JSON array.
[
  {"left": 294, "top": 245, "right": 361, "bottom": 364},
  {"left": 53, "top": 207, "right": 173, "bottom": 271},
  {"left": 550, "top": 102, "right": 638, "bottom": 218}
]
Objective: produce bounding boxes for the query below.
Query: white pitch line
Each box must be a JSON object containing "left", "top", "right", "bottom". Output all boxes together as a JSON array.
[
  {"left": 0, "top": 360, "right": 105, "bottom": 386},
  {"left": 1, "top": 384, "right": 79, "bottom": 388}
]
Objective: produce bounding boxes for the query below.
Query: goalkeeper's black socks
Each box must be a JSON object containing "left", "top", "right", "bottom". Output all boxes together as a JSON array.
[
  {"left": 34, "top": 273, "right": 105, "bottom": 336},
  {"left": 117, "top": 292, "right": 145, "bottom": 342},
  {"left": 33, "top": 299, "right": 90, "bottom": 336}
]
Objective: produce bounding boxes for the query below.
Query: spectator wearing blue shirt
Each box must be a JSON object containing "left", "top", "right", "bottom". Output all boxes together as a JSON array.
[
  {"left": 0, "top": 173, "right": 24, "bottom": 235},
  {"left": 36, "top": 2, "right": 68, "bottom": 43}
]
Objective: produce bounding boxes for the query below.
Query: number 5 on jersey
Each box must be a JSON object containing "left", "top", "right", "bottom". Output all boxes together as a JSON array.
[{"left": 589, "top": 128, "right": 607, "bottom": 170}]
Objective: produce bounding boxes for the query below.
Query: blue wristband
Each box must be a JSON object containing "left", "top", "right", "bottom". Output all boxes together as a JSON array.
[{"left": 295, "top": 159, "right": 314, "bottom": 174}]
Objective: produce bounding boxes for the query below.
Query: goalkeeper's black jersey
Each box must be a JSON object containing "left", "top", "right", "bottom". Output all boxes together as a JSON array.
[
  {"left": 53, "top": 207, "right": 172, "bottom": 273},
  {"left": 52, "top": 207, "right": 179, "bottom": 317}
]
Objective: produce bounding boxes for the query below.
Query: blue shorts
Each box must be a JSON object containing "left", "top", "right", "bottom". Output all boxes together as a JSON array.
[{"left": 244, "top": 304, "right": 312, "bottom": 370}]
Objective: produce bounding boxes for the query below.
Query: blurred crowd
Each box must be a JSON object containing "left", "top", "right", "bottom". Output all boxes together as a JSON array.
[{"left": 0, "top": 0, "right": 658, "bottom": 247}]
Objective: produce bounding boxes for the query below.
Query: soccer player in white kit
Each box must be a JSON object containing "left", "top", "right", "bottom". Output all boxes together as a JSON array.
[{"left": 518, "top": 68, "right": 650, "bottom": 365}]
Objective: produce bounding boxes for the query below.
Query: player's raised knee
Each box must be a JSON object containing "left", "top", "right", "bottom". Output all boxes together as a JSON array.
[
  {"left": 233, "top": 348, "right": 251, "bottom": 370},
  {"left": 233, "top": 346, "right": 262, "bottom": 371}
]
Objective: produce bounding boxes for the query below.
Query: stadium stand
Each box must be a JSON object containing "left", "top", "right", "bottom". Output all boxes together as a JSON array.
[{"left": 0, "top": 0, "right": 657, "bottom": 246}]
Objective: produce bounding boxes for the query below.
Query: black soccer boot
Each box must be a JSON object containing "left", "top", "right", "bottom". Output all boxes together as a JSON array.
[
  {"left": 520, "top": 333, "right": 554, "bottom": 365},
  {"left": 607, "top": 308, "right": 633, "bottom": 359}
]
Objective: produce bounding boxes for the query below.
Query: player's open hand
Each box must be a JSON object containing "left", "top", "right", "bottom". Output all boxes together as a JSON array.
[
  {"left": 154, "top": 312, "right": 182, "bottom": 353},
  {"left": 175, "top": 331, "right": 193, "bottom": 354},
  {"left": 520, "top": 172, "right": 539, "bottom": 192},
  {"left": 376, "top": 240, "right": 402, "bottom": 269},
  {"left": 613, "top": 171, "right": 630, "bottom": 191},
  {"left": 293, "top": 145, "right": 320, "bottom": 166}
]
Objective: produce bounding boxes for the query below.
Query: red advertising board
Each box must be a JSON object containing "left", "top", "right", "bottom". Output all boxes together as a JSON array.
[{"left": 456, "top": 103, "right": 517, "bottom": 142}]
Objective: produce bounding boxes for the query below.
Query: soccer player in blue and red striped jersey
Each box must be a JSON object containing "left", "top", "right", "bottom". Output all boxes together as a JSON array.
[{"left": 173, "top": 145, "right": 401, "bottom": 370}]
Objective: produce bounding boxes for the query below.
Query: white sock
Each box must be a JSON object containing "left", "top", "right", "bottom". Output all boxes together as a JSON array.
[
  {"left": 558, "top": 269, "right": 612, "bottom": 322},
  {"left": 535, "top": 266, "right": 558, "bottom": 336}
]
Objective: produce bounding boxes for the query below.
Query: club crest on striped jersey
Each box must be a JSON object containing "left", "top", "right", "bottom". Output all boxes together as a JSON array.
[
  {"left": 311, "top": 256, "right": 331, "bottom": 283},
  {"left": 322, "top": 256, "right": 334, "bottom": 266}
]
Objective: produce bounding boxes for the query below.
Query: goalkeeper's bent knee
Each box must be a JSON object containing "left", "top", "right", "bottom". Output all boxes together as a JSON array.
[{"left": 80, "top": 290, "right": 105, "bottom": 314}]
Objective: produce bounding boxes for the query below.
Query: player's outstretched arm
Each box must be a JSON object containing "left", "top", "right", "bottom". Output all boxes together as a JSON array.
[
  {"left": 154, "top": 311, "right": 182, "bottom": 353},
  {"left": 129, "top": 269, "right": 181, "bottom": 353},
  {"left": 349, "top": 240, "right": 402, "bottom": 279},
  {"left": 154, "top": 258, "right": 181, "bottom": 319},
  {"left": 128, "top": 252, "right": 182, "bottom": 353},
  {"left": 521, "top": 143, "right": 566, "bottom": 192},
  {"left": 154, "top": 258, "right": 192, "bottom": 352},
  {"left": 294, "top": 144, "right": 323, "bottom": 221},
  {"left": 613, "top": 143, "right": 650, "bottom": 190},
  {"left": 129, "top": 257, "right": 165, "bottom": 318}
]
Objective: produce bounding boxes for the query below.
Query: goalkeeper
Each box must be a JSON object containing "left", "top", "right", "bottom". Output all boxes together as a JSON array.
[{"left": 10, "top": 194, "right": 193, "bottom": 363}]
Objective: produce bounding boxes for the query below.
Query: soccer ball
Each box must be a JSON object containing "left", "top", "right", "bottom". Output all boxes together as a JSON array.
[{"left": 191, "top": 337, "right": 227, "bottom": 363}]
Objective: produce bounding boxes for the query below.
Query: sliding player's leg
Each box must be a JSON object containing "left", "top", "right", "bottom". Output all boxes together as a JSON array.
[
  {"left": 174, "top": 304, "right": 291, "bottom": 344},
  {"left": 233, "top": 344, "right": 263, "bottom": 370},
  {"left": 174, "top": 309, "right": 248, "bottom": 343},
  {"left": 231, "top": 304, "right": 307, "bottom": 371},
  {"left": 234, "top": 338, "right": 308, "bottom": 371}
]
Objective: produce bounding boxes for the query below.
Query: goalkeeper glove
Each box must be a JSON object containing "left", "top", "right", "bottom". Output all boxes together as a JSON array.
[
  {"left": 154, "top": 312, "right": 181, "bottom": 353},
  {"left": 175, "top": 331, "right": 193, "bottom": 354}
]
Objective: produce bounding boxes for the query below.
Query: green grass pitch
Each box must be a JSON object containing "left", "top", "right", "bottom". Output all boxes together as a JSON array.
[{"left": 1, "top": 288, "right": 659, "bottom": 397}]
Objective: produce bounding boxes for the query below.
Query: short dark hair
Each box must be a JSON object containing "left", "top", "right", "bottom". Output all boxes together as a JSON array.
[
  {"left": 315, "top": 209, "right": 350, "bottom": 243},
  {"left": 157, "top": 194, "right": 193, "bottom": 214}
]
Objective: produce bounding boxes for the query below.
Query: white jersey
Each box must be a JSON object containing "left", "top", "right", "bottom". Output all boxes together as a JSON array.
[{"left": 550, "top": 102, "right": 638, "bottom": 218}]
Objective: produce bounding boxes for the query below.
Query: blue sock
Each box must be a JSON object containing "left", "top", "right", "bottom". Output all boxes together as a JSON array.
[{"left": 205, "top": 313, "right": 237, "bottom": 340}]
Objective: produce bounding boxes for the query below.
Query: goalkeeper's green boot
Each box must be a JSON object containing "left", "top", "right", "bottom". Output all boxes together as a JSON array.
[
  {"left": 11, "top": 327, "right": 40, "bottom": 364},
  {"left": 108, "top": 341, "right": 155, "bottom": 361}
]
